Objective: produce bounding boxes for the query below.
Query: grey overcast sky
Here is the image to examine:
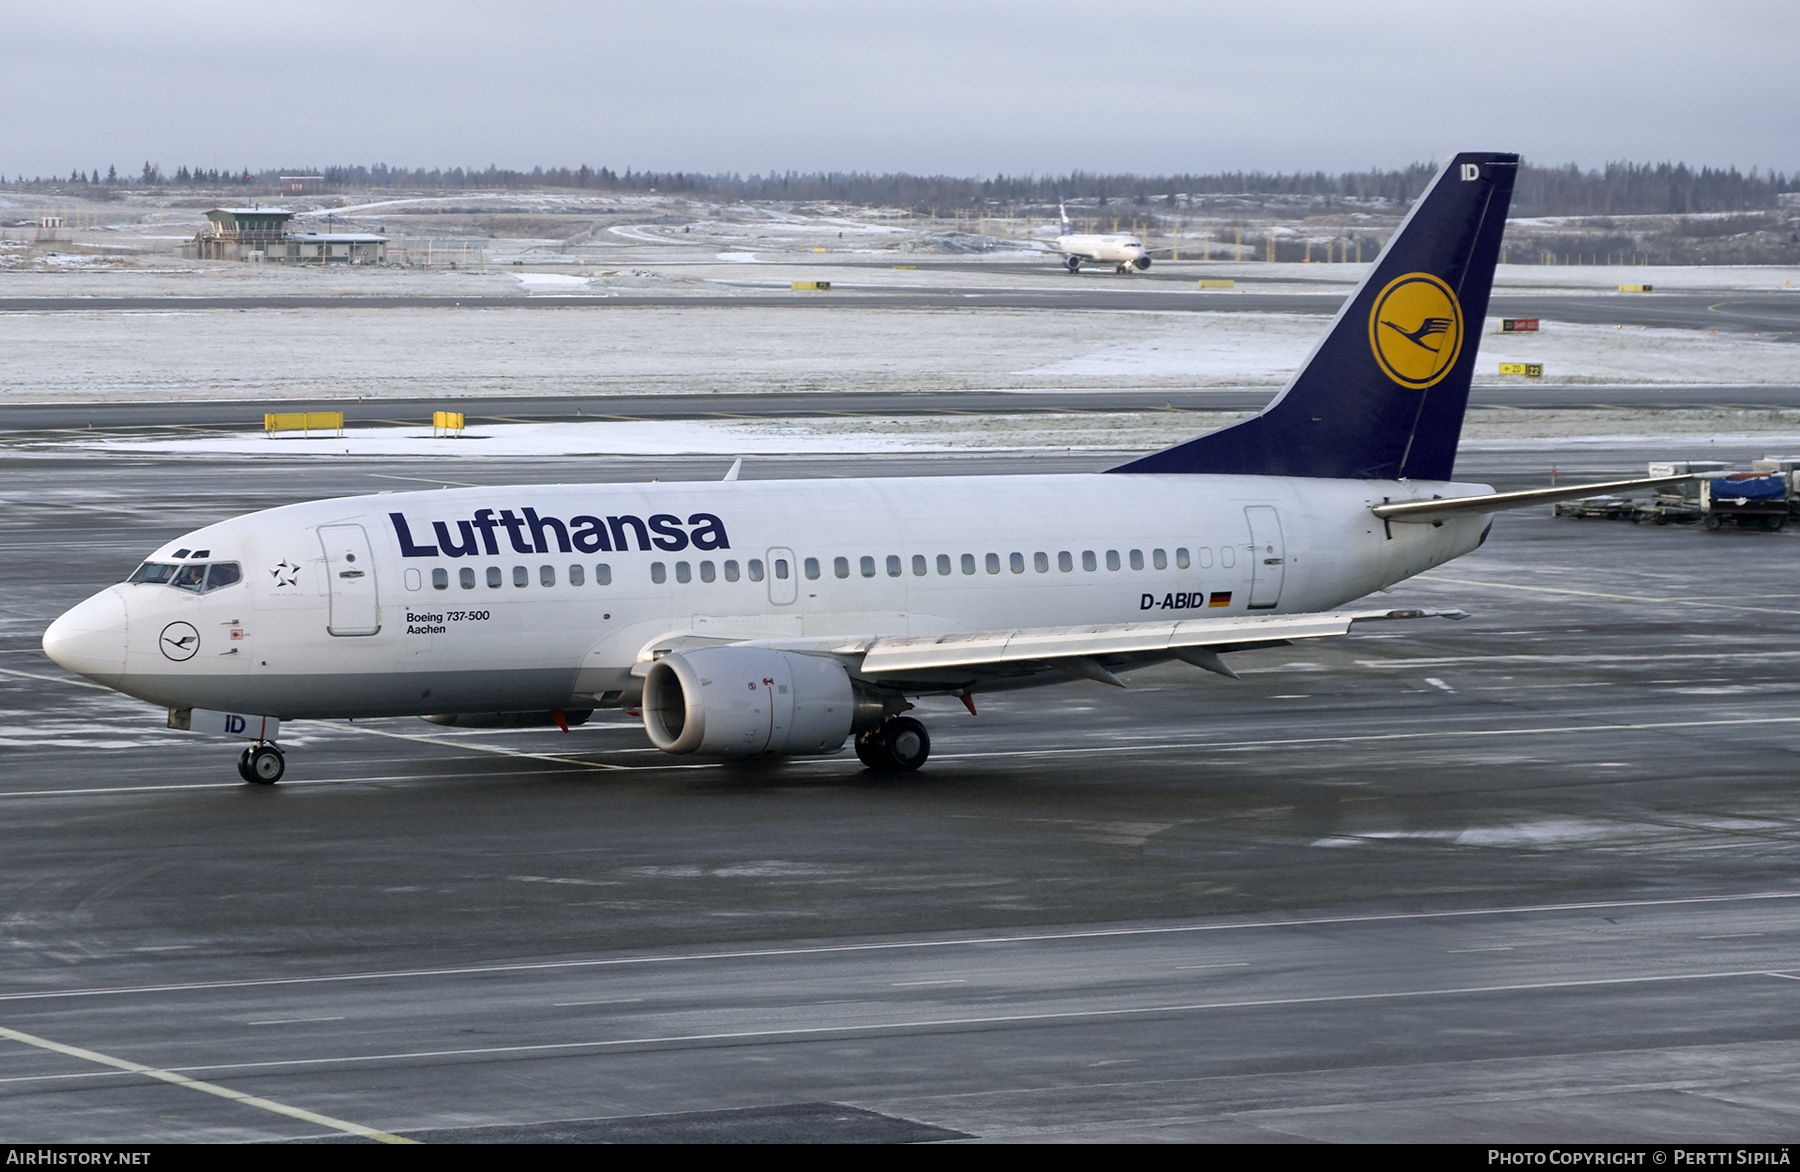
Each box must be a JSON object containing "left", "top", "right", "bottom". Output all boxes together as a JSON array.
[{"left": 5, "top": 1, "right": 1795, "bottom": 179}]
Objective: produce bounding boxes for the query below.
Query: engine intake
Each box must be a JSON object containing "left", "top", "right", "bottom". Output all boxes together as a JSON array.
[{"left": 642, "top": 647, "right": 889, "bottom": 756}]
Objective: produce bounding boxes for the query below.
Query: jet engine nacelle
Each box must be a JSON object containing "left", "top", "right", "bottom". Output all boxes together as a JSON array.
[
  {"left": 642, "top": 646, "right": 882, "bottom": 756},
  {"left": 1133, "top": 256, "right": 1151, "bottom": 270}
]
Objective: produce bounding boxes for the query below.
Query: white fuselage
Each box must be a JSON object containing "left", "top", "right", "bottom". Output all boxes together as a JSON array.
[
  {"left": 46, "top": 472, "right": 1491, "bottom": 721},
  {"left": 1056, "top": 233, "right": 1146, "bottom": 266}
]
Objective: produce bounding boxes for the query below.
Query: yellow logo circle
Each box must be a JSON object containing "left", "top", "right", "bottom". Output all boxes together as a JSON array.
[{"left": 1368, "top": 273, "right": 1463, "bottom": 389}]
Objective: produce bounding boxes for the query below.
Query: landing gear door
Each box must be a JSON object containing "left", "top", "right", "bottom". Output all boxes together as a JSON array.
[
  {"left": 319, "top": 524, "right": 381, "bottom": 636},
  {"left": 767, "top": 547, "right": 798, "bottom": 606},
  {"left": 1244, "top": 506, "right": 1285, "bottom": 610}
]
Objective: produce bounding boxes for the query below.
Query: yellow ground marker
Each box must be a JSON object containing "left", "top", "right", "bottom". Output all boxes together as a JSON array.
[{"left": 0, "top": 1023, "right": 419, "bottom": 1144}]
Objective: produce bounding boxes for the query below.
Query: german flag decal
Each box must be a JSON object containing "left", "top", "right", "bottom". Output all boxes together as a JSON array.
[{"left": 1208, "top": 591, "right": 1232, "bottom": 607}]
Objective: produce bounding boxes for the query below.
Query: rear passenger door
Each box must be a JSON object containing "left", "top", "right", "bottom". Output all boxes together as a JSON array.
[
  {"left": 319, "top": 524, "right": 381, "bottom": 635},
  {"left": 1244, "top": 506, "right": 1285, "bottom": 610}
]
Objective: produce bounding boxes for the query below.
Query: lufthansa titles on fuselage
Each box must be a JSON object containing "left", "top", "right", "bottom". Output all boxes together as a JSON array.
[{"left": 389, "top": 509, "right": 730, "bottom": 559}]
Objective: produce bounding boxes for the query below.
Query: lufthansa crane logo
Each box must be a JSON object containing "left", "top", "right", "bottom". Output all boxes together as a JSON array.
[
  {"left": 159, "top": 621, "right": 200, "bottom": 662},
  {"left": 1368, "top": 272, "right": 1463, "bottom": 389}
]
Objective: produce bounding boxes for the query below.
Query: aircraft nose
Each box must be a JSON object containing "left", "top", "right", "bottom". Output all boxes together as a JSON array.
[{"left": 43, "top": 588, "right": 128, "bottom": 686}]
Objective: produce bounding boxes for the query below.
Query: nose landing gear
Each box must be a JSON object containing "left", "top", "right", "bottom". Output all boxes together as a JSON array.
[
  {"left": 237, "top": 742, "right": 285, "bottom": 784},
  {"left": 855, "top": 716, "right": 931, "bottom": 772}
]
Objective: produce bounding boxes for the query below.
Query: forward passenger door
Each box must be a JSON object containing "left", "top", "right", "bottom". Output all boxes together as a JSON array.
[{"left": 319, "top": 524, "right": 381, "bottom": 636}]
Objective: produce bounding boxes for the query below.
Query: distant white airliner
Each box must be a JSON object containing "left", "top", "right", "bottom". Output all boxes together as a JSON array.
[
  {"left": 1053, "top": 201, "right": 1150, "bottom": 273},
  {"left": 45, "top": 152, "right": 1684, "bottom": 784}
]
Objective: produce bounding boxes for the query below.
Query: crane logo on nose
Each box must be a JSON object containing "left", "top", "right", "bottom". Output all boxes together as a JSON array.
[{"left": 159, "top": 621, "right": 200, "bottom": 662}]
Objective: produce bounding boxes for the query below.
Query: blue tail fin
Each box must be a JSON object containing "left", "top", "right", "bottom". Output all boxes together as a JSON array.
[{"left": 1110, "top": 151, "right": 1518, "bottom": 481}]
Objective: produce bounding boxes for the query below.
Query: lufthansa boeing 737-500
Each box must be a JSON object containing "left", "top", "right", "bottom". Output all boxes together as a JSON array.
[{"left": 43, "top": 152, "right": 1688, "bottom": 783}]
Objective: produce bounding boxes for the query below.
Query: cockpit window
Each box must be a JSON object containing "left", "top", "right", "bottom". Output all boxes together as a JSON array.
[
  {"left": 127, "top": 562, "right": 179, "bottom": 585},
  {"left": 131, "top": 559, "right": 242, "bottom": 592}
]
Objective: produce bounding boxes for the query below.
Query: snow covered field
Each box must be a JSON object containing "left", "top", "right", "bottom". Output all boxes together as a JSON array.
[
  {"left": 23, "top": 406, "right": 1800, "bottom": 462},
  {"left": 0, "top": 301, "right": 1792, "bottom": 406}
]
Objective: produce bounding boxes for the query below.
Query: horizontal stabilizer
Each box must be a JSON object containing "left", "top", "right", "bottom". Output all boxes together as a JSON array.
[{"left": 1372, "top": 475, "right": 1695, "bottom": 522}]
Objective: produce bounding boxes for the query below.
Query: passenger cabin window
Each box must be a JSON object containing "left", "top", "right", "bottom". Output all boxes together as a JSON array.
[
  {"left": 1220, "top": 547, "right": 1235, "bottom": 568},
  {"left": 700, "top": 560, "right": 715, "bottom": 583},
  {"left": 936, "top": 554, "right": 951, "bottom": 576},
  {"left": 513, "top": 566, "right": 529, "bottom": 588},
  {"left": 487, "top": 567, "right": 502, "bottom": 588},
  {"left": 1106, "top": 550, "right": 1121, "bottom": 571},
  {"left": 912, "top": 554, "right": 927, "bottom": 577},
  {"left": 797, "top": 558, "right": 812, "bottom": 580},
  {"left": 460, "top": 567, "right": 476, "bottom": 589},
  {"left": 1153, "top": 548, "right": 1167, "bottom": 570},
  {"left": 961, "top": 553, "right": 976, "bottom": 575},
  {"left": 1082, "top": 551, "right": 1097, "bottom": 572},
  {"left": 568, "top": 564, "right": 585, "bottom": 586},
  {"left": 432, "top": 568, "right": 449, "bottom": 590},
  {"left": 540, "top": 565, "right": 555, "bottom": 587},
  {"left": 1129, "top": 549, "right": 1144, "bottom": 570},
  {"left": 859, "top": 556, "right": 875, "bottom": 578},
  {"left": 985, "top": 553, "right": 1000, "bottom": 575},
  {"left": 1197, "top": 547, "right": 1213, "bottom": 568},
  {"left": 1176, "top": 548, "right": 1190, "bottom": 569},
  {"left": 887, "top": 555, "right": 901, "bottom": 578},
  {"left": 748, "top": 559, "right": 765, "bottom": 582},
  {"left": 1059, "top": 551, "right": 1073, "bottom": 572},
  {"left": 1034, "top": 552, "right": 1049, "bottom": 573},
  {"left": 651, "top": 562, "right": 666, "bottom": 584},
  {"left": 1009, "top": 552, "right": 1024, "bottom": 574},
  {"left": 596, "top": 563, "right": 612, "bottom": 585},
  {"left": 675, "top": 561, "right": 691, "bottom": 583},
  {"left": 834, "top": 557, "right": 850, "bottom": 579},
  {"left": 724, "top": 560, "right": 739, "bottom": 582}
]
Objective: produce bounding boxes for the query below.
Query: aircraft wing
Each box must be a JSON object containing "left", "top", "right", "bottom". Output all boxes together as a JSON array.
[
  {"left": 1372, "top": 475, "right": 1694, "bottom": 523},
  {"left": 633, "top": 608, "right": 1467, "bottom": 691},
  {"left": 826, "top": 607, "right": 1467, "bottom": 684}
]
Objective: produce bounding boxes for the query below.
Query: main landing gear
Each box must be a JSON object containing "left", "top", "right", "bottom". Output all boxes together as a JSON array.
[
  {"left": 855, "top": 716, "right": 931, "bottom": 772},
  {"left": 237, "top": 742, "right": 285, "bottom": 785}
]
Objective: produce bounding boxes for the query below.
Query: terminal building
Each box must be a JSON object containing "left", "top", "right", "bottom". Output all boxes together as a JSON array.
[{"left": 187, "top": 208, "right": 387, "bottom": 264}]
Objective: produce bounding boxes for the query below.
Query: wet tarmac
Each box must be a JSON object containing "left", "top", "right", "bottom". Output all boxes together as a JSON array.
[{"left": 2, "top": 443, "right": 1797, "bottom": 1142}]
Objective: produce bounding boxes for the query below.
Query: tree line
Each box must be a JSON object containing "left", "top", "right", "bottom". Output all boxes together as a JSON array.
[{"left": 10, "top": 159, "right": 1796, "bottom": 216}]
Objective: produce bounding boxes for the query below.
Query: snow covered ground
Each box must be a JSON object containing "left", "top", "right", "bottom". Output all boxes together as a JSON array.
[
  {"left": 0, "top": 299, "right": 1792, "bottom": 406},
  {"left": 22, "top": 406, "right": 1799, "bottom": 461}
]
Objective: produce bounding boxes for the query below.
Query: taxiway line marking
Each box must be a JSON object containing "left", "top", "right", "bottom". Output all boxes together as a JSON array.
[
  {"left": 364, "top": 473, "right": 488, "bottom": 488},
  {"left": 1419, "top": 574, "right": 1800, "bottom": 616},
  {"left": 934, "top": 714, "right": 1800, "bottom": 761},
  {"left": 339, "top": 724, "right": 632, "bottom": 770},
  {"left": 0, "top": 666, "right": 113, "bottom": 691},
  {"left": 2, "top": 891, "right": 1795, "bottom": 1005},
  {"left": 0, "top": 1023, "right": 417, "bottom": 1143},
  {"left": 7, "top": 967, "right": 1793, "bottom": 1084}
]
